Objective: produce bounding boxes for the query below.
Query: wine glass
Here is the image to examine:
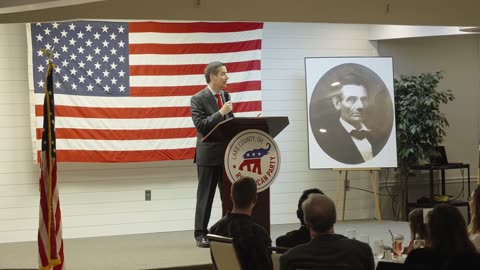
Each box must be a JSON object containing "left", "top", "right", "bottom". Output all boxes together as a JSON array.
[
  {"left": 372, "top": 239, "right": 384, "bottom": 260},
  {"left": 393, "top": 234, "right": 404, "bottom": 256}
]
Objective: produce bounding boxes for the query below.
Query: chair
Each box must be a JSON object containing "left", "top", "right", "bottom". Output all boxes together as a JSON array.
[
  {"left": 207, "top": 234, "right": 242, "bottom": 270},
  {"left": 270, "top": 246, "right": 289, "bottom": 270}
]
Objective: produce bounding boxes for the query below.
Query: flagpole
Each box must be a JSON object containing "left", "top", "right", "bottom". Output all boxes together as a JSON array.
[{"left": 38, "top": 48, "right": 63, "bottom": 270}]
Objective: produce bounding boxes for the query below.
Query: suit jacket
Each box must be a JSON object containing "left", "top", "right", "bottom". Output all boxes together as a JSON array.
[
  {"left": 315, "top": 119, "right": 385, "bottom": 164},
  {"left": 275, "top": 226, "right": 311, "bottom": 248},
  {"left": 279, "top": 233, "right": 374, "bottom": 270},
  {"left": 210, "top": 212, "right": 273, "bottom": 270},
  {"left": 190, "top": 87, "right": 233, "bottom": 166}
]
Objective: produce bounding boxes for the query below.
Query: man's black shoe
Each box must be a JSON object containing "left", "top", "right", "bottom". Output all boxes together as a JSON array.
[{"left": 196, "top": 236, "right": 210, "bottom": 248}]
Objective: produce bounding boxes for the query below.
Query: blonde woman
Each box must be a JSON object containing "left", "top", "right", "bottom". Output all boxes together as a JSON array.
[{"left": 468, "top": 186, "right": 480, "bottom": 251}]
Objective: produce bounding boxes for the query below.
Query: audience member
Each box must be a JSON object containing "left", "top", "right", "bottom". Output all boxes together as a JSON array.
[
  {"left": 276, "top": 188, "right": 324, "bottom": 248},
  {"left": 209, "top": 177, "right": 273, "bottom": 270},
  {"left": 468, "top": 186, "right": 480, "bottom": 251},
  {"left": 279, "top": 194, "right": 374, "bottom": 270},
  {"left": 404, "top": 204, "right": 477, "bottom": 270},
  {"left": 405, "top": 208, "right": 428, "bottom": 254}
]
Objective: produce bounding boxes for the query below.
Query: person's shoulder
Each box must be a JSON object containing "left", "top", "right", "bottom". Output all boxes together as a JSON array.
[
  {"left": 281, "top": 241, "right": 311, "bottom": 258},
  {"left": 405, "top": 247, "right": 437, "bottom": 264},
  {"left": 251, "top": 222, "right": 270, "bottom": 236},
  {"left": 276, "top": 228, "right": 309, "bottom": 247},
  {"left": 209, "top": 215, "right": 230, "bottom": 233},
  {"left": 192, "top": 87, "right": 209, "bottom": 98},
  {"left": 329, "top": 236, "right": 371, "bottom": 254}
]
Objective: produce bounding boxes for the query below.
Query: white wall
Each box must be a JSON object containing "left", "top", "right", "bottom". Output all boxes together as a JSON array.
[
  {"left": 377, "top": 35, "right": 479, "bottom": 177},
  {"left": 376, "top": 34, "right": 480, "bottom": 220},
  {"left": 0, "top": 21, "right": 379, "bottom": 243}
]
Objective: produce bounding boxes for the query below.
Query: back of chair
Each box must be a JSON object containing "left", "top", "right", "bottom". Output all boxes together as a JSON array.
[
  {"left": 270, "top": 246, "right": 289, "bottom": 270},
  {"left": 207, "top": 234, "right": 243, "bottom": 270}
]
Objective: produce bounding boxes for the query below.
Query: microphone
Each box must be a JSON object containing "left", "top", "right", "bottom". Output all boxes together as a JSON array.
[
  {"left": 222, "top": 91, "right": 233, "bottom": 119},
  {"left": 222, "top": 91, "right": 229, "bottom": 102}
]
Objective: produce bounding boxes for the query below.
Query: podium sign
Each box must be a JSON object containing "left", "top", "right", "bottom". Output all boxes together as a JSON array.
[{"left": 224, "top": 129, "right": 281, "bottom": 192}]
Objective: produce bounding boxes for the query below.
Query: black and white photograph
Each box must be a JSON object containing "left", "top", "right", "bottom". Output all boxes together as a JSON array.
[{"left": 306, "top": 57, "right": 397, "bottom": 169}]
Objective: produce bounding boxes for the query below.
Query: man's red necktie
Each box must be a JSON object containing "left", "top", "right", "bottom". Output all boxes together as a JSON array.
[{"left": 215, "top": 93, "right": 223, "bottom": 109}]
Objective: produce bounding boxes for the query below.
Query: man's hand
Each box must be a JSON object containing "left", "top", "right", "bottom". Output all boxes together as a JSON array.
[{"left": 219, "top": 101, "right": 233, "bottom": 116}]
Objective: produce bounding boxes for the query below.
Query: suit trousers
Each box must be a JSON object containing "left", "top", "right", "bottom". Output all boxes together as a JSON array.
[{"left": 194, "top": 164, "right": 223, "bottom": 239}]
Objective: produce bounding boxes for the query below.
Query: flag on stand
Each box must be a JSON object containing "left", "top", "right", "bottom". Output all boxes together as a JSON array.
[
  {"left": 28, "top": 21, "right": 263, "bottom": 162},
  {"left": 38, "top": 60, "right": 64, "bottom": 270}
]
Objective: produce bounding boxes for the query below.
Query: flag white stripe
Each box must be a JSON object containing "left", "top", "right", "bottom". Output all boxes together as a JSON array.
[
  {"left": 34, "top": 91, "right": 261, "bottom": 108},
  {"left": 130, "top": 70, "right": 261, "bottom": 87},
  {"left": 129, "top": 29, "right": 262, "bottom": 44},
  {"left": 35, "top": 111, "right": 261, "bottom": 130},
  {"left": 129, "top": 50, "right": 261, "bottom": 66},
  {"left": 37, "top": 137, "right": 197, "bottom": 151}
]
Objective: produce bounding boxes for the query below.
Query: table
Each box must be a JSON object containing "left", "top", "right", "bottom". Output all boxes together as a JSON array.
[{"left": 406, "top": 163, "right": 470, "bottom": 221}]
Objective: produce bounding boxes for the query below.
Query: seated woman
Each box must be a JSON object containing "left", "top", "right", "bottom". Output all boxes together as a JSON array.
[
  {"left": 468, "top": 186, "right": 480, "bottom": 251},
  {"left": 404, "top": 204, "right": 477, "bottom": 270},
  {"left": 404, "top": 208, "right": 428, "bottom": 254}
]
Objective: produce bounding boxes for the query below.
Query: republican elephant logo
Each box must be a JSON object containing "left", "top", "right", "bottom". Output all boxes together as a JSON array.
[{"left": 239, "top": 143, "right": 271, "bottom": 175}]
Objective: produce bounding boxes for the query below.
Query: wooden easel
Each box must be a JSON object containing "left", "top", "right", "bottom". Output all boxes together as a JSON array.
[{"left": 333, "top": 168, "right": 382, "bottom": 223}]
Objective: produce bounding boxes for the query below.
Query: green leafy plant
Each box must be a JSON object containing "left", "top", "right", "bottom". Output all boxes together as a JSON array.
[{"left": 394, "top": 71, "right": 455, "bottom": 219}]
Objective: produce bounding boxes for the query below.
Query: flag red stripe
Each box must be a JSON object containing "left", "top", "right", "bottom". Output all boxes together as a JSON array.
[
  {"left": 130, "top": 81, "right": 261, "bottom": 96},
  {"left": 35, "top": 101, "right": 261, "bottom": 118},
  {"left": 129, "top": 22, "right": 263, "bottom": 33},
  {"left": 39, "top": 180, "right": 50, "bottom": 222},
  {"left": 38, "top": 148, "right": 196, "bottom": 162},
  {"left": 36, "top": 127, "right": 197, "bottom": 140},
  {"left": 130, "top": 60, "right": 261, "bottom": 76},
  {"left": 130, "top": 40, "right": 261, "bottom": 55}
]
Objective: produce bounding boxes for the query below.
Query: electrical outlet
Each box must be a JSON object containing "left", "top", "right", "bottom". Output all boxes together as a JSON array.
[
  {"left": 145, "top": 190, "right": 151, "bottom": 201},
  {"left": 193, "top": 0, "right": 201, "bottom": 8}
]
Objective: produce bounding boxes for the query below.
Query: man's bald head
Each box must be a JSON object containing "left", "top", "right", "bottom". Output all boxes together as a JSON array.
[{"left": 302, "top": 194, "right": 337, "bottom": 233}]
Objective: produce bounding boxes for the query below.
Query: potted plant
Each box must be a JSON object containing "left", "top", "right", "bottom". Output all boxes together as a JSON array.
[{"left": 393, "top": 71, "right": 455, "bottom": 219}]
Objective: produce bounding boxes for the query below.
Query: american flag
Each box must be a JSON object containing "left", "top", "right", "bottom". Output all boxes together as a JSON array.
[
  {"left": 38, "top": 62, "right": 64, "bottom": 270},
  {"left": 28, "top": 21, "right": 263, "bottom": 162}
]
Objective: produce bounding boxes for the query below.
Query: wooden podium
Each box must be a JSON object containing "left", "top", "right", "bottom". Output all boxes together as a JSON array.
[{"left": 202, "top": 117, "right": 289, "bottom": 232}]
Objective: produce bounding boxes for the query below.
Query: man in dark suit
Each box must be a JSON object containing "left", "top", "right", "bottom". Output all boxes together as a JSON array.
[
  {"left": 190, "top": 61, "right": 233, "bottom": 248},
  {"left": 280, "top": 194, "right": 374, "bottom": 270},
  {"left": 315, "top": 73, "right": 387, "bottom": 164},
  {"left": 276, "top": 188, "right": 324, "bottom": 248}
]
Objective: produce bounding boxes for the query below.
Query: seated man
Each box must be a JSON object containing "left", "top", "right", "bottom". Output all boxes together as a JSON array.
[
  {"left": 209, "top": 176, "right": 273, "bottom": 270},
  {"left": 276, "top": 188, "right": 324, "bottom": 248},
  {"left": 280, "top": 194, "right": 374, "bottom": 270}
]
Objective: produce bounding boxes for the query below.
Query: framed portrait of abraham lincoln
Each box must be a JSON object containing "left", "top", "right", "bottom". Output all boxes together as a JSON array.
[{"left": 305, "top": 57, "right": 397, "bottom": 169}]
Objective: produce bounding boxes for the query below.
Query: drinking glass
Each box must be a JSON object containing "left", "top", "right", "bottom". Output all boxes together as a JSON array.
[
  {"left": 393, "top": 234, "right": 404, "bottom": 256},
  {"left": 372, "top": 239, "right": 384, "bottom": 260}
]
